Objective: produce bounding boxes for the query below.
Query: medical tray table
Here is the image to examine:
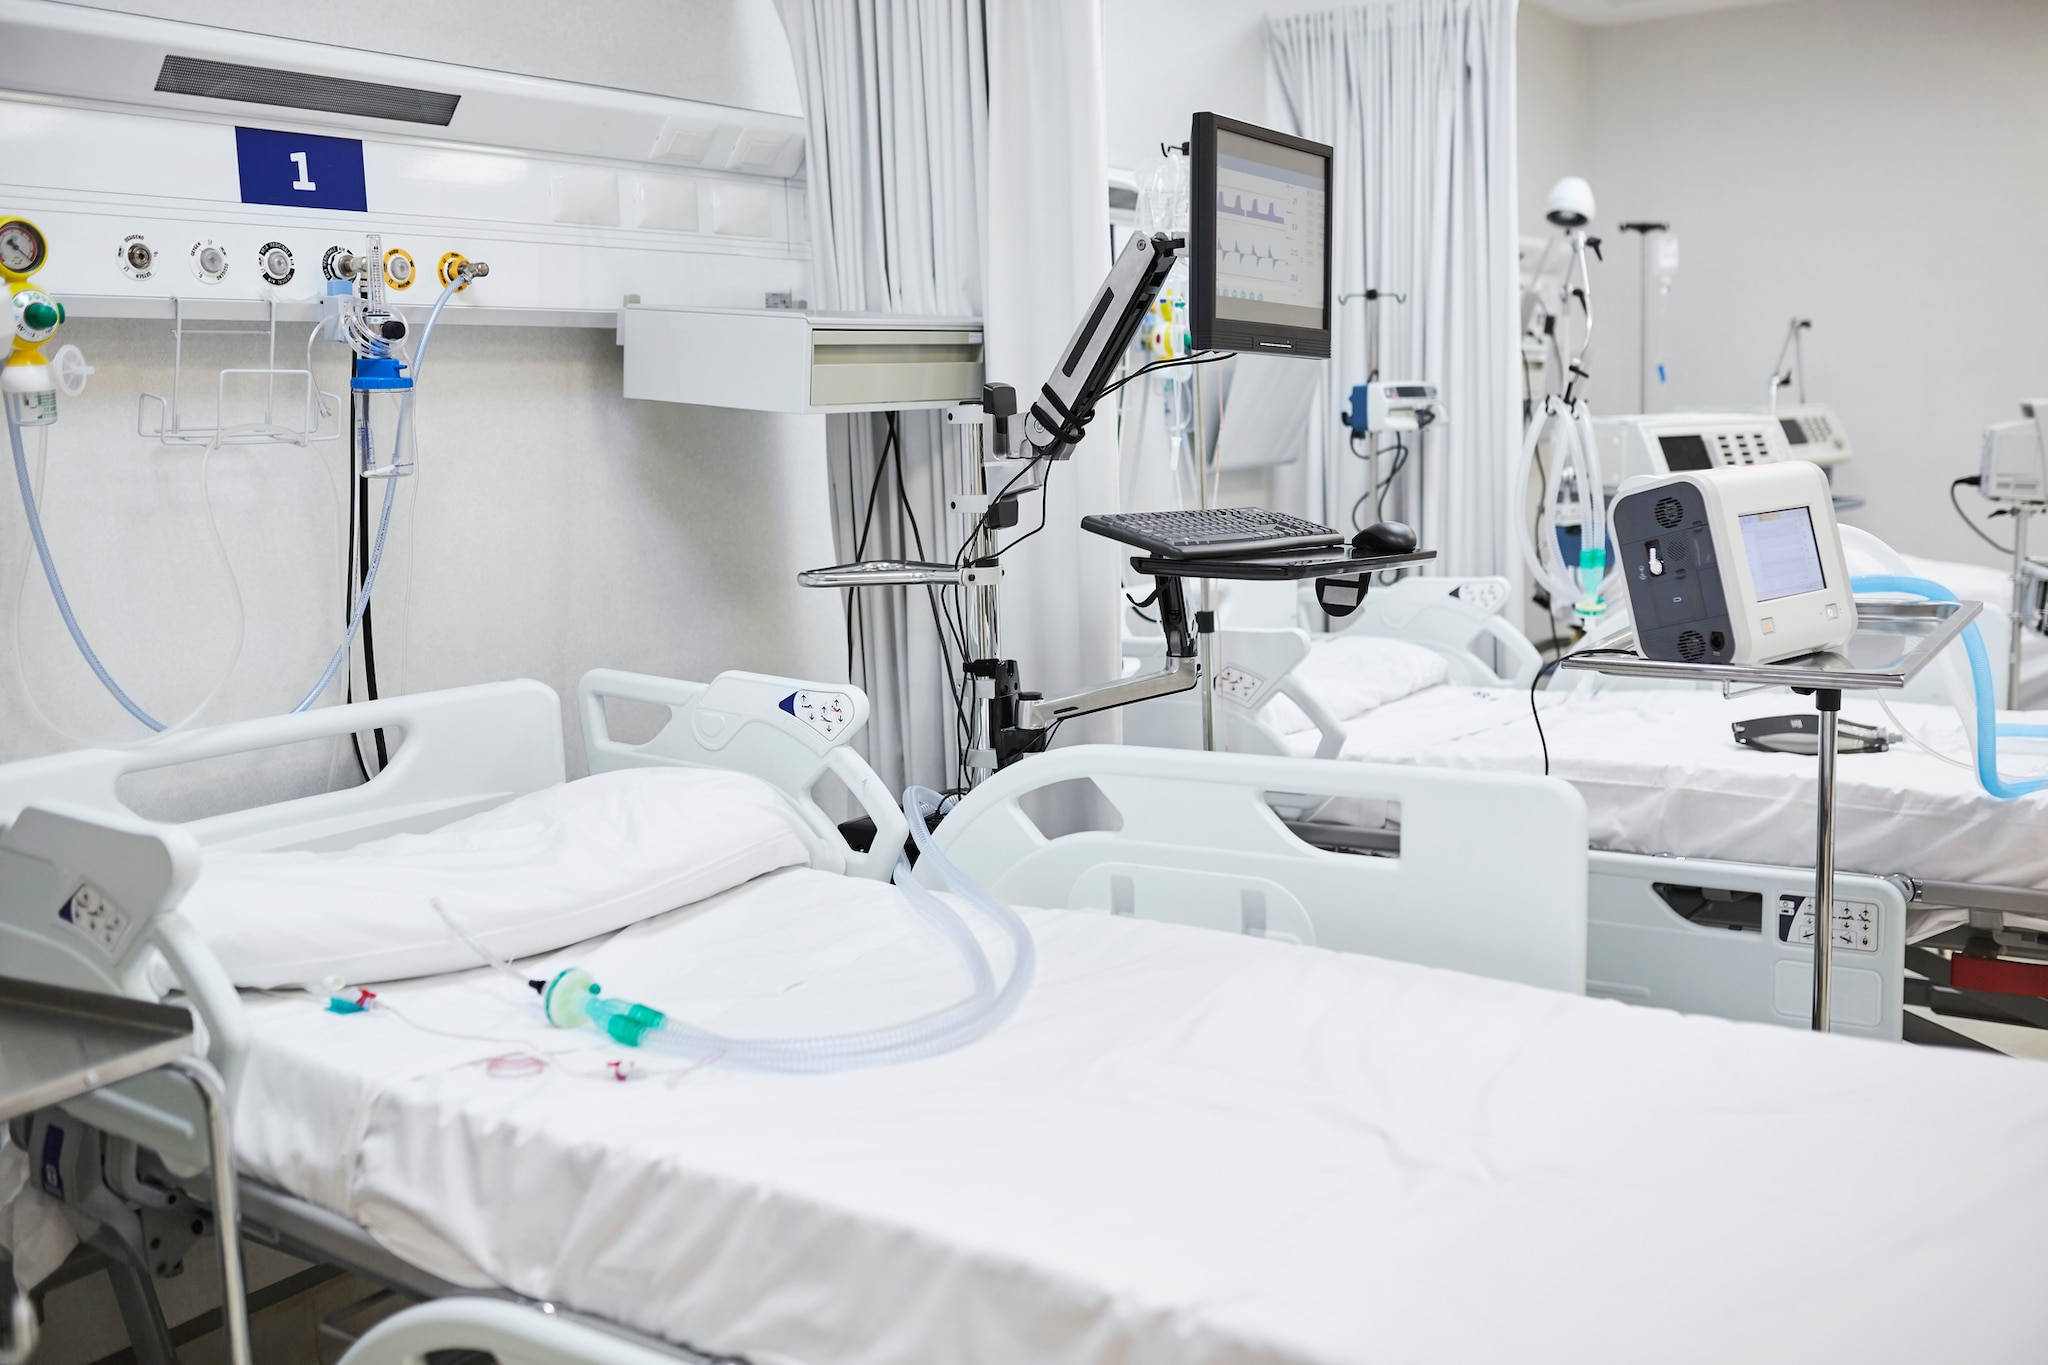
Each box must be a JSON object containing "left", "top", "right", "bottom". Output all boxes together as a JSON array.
[
  {"left": 1560, "top": 598, "right": 1980, "bottom": 1032},
  {"left": 0, "top": 975, "right": 251, "bottom": 1365}
]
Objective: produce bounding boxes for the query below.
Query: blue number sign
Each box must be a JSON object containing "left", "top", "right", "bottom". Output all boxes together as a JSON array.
[{"left": 235, "top": 127, "right": 368, "bottom": 212}]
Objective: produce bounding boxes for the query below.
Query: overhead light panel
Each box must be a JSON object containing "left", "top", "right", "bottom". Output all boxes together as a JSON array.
[{"left": 154, "top": 54, "right": 460, "bottom": 126}]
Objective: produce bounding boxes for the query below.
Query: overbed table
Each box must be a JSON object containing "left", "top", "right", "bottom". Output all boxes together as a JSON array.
[{"left": 1560, "top": 598, "right": 1979, "bottom": 1031}]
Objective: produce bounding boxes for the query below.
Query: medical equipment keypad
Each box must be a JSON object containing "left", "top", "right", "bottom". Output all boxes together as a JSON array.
[
  {"left": 781, "top": 689, "right": 852, "bottom": 740},
  {"left": 1775, "top": 895, "right": 1878, "bottom": 953}
]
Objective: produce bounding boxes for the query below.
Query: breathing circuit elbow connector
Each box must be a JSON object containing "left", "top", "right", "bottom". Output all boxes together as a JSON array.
[{"left": 538, "top": 968, "right": 666, "bottom": 1046}]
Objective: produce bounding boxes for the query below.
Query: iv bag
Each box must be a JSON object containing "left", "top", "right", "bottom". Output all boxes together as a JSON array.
[{"left": 1140, "top": 150, "right": 1190, "bottom": 238}]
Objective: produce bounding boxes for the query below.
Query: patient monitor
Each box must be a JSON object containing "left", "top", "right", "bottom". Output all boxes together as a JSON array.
[
  {"left": 1611, "top": 463, "right": 1856, "bottom": 666},
  {"left": 1979, "top": 402, "right": 2048, "bottom": 505}
]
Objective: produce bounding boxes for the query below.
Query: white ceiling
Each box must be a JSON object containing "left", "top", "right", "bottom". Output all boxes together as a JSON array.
[{"left": 1527, "top": 0, "right": 1794, "bottom": 26}]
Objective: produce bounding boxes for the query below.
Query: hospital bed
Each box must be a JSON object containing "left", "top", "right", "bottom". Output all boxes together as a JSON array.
[
  {"left": 1126, "top": 577, "right": 2048, "bottom": 1043},
  {"left": 1, "top": 664, "right": 1579, "bottom": 1363},
  {"left": 9, "top": 671, "right": 2048, "bottom": 1364}
]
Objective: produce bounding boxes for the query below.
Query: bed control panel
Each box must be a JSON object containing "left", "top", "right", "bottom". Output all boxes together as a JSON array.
[
  {"left": 58, "top": 880, "right": 131, "bottom": 957},
  {"left": 1212, "top": 666, "right": 1268, "bottom": 705},
  {"left": 1776, "top": 894, "right": 1879, "bottom": 953},
  {"left": 780, "top": 688, "right": 853, "bottom": 741}
]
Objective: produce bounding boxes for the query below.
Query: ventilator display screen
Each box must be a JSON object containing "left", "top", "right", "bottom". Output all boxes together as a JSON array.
[
  {"left": 1658, "top": 433, "right": 1714, "bottom": 472},
  {"left": 1740, "top": 505, "right": 1827, "bottom": 601}
]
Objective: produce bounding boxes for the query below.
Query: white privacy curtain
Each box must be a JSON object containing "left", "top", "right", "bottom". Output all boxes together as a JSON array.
[
  {"left": 983, "top": 0, "right": 1119, "bottom": 746},
  {"left": 1269, "top": 0, "right": 1519, "bottom": 587},
  {"left": 778, "top": 0, "right": 987, "bottom": 794}
]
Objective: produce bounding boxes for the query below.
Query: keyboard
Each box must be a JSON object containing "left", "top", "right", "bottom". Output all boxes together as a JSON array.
[{"left": 1080, "top": 507, "right": 1347, "bottom": 559}]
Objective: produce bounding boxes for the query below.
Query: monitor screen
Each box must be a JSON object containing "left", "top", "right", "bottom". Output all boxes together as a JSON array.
[
  {"left": 1658, "top": 433, "right": 1715, "bottom": 472},
  {"left": 1779, "top": 417, "right": 1810, "bottom": 446},
  {"left": 1189, "top": 113, "right": 1332, "bottom": 358},
  {"left": 1739, "top": 505, "right": 1827, "bottom": 601}
]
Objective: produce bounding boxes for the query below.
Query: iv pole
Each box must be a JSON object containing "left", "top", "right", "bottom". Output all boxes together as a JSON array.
[{"left": 1617, "top": 221, "right": 1668, "bottom": 414}]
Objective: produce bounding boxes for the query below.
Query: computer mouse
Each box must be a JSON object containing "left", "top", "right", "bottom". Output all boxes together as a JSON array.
[{"left": 1351, "top": 520, "right": 1417, "bottom": 555}]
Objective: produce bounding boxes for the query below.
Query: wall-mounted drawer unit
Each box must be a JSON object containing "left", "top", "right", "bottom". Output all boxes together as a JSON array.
[{"left": 621, "top": 305, "right": 982, "bottom": 413}]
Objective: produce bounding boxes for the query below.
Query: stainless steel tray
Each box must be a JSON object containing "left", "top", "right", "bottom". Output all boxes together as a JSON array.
[
  {"left": 1559, "top": 599, "right": 1980, "bottom": 691},
  {"left": 0, "top": 975, "right": 195, "bottom": 1123},
  {"left": 798, "top": 559, "right": 963, "bottom": 588}
]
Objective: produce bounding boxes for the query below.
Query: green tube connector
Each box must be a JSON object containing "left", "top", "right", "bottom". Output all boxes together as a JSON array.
[{"left": 541, "top": 968, "right": 667, "bottom": 1047}]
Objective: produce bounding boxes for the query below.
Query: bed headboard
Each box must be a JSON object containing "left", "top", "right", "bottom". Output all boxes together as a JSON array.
[{"left": 579, "top": 669, "right": 908, "bottom": 881}]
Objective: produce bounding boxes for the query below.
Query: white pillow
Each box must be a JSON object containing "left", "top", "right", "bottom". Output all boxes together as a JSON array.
[
  {"left": 1262, "top": 691, "right": 1321, "bottom": 736},
  {"left": 1264, "top": 634, "right": 1451, "bottom": 729},
  {"left": 176, "top": 768, "right": 839, "bottom": 988}
]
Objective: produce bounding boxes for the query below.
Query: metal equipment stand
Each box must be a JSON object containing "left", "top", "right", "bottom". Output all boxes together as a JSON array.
[
  {"left": 0, "top": 976, "right": 252, "bottom": 1365},
  {"left": 1561, "top": 598, "right": 1978, "bottom": 1030},
  {"left": 2009, "top": 505, "right": 2034, "bottom": 706}
]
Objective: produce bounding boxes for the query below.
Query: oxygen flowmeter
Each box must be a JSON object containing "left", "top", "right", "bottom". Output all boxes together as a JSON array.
[{"left": 2, "top": 214, "right": 91, "bottom": 426}]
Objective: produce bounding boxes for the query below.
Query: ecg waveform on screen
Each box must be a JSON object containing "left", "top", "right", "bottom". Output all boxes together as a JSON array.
[
  {"left": 1218, "top": 192, "right": 1288, "bottom": 224},
  {"left": 1214, "top": 163, "right": 1319, "bottom": 307}
]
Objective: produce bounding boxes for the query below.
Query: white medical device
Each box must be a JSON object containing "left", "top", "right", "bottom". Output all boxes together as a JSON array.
[
  {"left": 1596, "top": 412, "right": 1794, "bottom": 485},
  {"left": 1611, "top": 462, "right": 1856, "bottom": 666},
  {"left": 1345, "top": 381, "right": 1440, "bottom": 434},
  {"left": 1979, "top": 402, "right": 2048, "bottom": 505},
  {"left": 1770, "top": 403, "right": 1853, "bottom": 467}
]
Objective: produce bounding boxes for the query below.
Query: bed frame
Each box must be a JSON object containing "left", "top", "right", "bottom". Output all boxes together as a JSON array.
[
  {"left": 0, "top": 665, "right": 1588, "bottom": 1365},
  {"left": 1124, "top": 574, "right": 2048, "bottom": 1044}
]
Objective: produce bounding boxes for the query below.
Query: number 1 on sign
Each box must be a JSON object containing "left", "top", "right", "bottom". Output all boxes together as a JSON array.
[{"left": 290, "top": 151, "right": 317, "bottom": 191}]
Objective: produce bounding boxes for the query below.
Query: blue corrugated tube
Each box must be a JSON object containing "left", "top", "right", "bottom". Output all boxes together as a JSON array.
[{"left": 1851, "top": 574, "right": 2047, "bottom": 798}]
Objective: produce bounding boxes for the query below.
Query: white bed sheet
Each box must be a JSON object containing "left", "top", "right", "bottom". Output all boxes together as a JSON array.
[
  {"left": 1290, "top": 684, "right": 2048, "bottom": 889},
  {"left": 232, "top": 866, "right": 2048, "bottom": 1365}
]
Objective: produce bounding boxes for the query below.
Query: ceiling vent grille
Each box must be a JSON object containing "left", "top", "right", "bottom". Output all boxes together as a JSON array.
[{"left": 155, "top": 54, "right": 460, "bottom": 126}]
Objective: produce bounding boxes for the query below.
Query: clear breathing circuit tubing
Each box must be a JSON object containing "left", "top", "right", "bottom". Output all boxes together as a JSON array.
[
  {"left": 549, "top": 786, "right": 1037, "bottom": 1073},
  {"left": 4, "top": 275, "right": 462, "bottom": 731},
  {"left": 290, "top": 275, "right": 460, "bottom": 711}
]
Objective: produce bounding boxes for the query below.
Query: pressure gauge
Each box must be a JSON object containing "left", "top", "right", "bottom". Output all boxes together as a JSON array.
[{"left": 0, "top": 219, "right": 48, "bottom": 277}]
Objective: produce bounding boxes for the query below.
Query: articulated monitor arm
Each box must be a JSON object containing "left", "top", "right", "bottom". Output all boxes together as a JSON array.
[
  {"left": 991, "top": 576, "right": 1198, "bottom": 764},
  {"left": 970, "top": 231, "right": 1195, "bottom": 773},
  {"left": 1018, "top": 231, "right": 1184, "bottom": 463}
]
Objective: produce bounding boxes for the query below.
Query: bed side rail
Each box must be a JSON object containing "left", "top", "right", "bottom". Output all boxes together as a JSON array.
[
  {"left": 0, "top": 681, "right": 567, "bottom": 853},
  {"left": 935, "top": 745, "right": 1587, "bottom": 993},
  {"left": 578, "top": 669, "right": 908, "bottom": 882},
  {"left": 338, "top": 1298, "right": 686, "bottom": 1365}
]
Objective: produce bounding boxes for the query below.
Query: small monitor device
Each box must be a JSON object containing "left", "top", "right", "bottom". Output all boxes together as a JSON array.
[
  {"left": 1610, "top": 463, "right": 1856, "bottom": 666},
  {"left": 1189, "top": 113, "right": 1332, "bottom": 358},
  {"left": 1978, "top": 401, "right": 2048, "bottom": 506}
]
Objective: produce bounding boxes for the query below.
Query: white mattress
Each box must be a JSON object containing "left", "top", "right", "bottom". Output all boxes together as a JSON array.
[
  {"left": 232, "top": 866, "right": 2048, "bottom": 1365},
  {"left": 1290, "top": 683, "right": 2048, "bottom": 889}
]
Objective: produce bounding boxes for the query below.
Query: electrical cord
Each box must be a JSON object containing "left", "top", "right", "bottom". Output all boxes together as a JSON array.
[
  {"left": 1096, "top": 350, "right": 1229, "bottom": 404},
  {"left": 1529, "top": 648, "right": 1638, "bottom": 775},
  {"left": 994, "top": 463, "right": 1057, "bottom": 560},
  {"left": 844, "top": 415, "right": 903, "bottom": 682},
  {"left": 1947, "top": 476, "right": 2036, "bottom": 559}
]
